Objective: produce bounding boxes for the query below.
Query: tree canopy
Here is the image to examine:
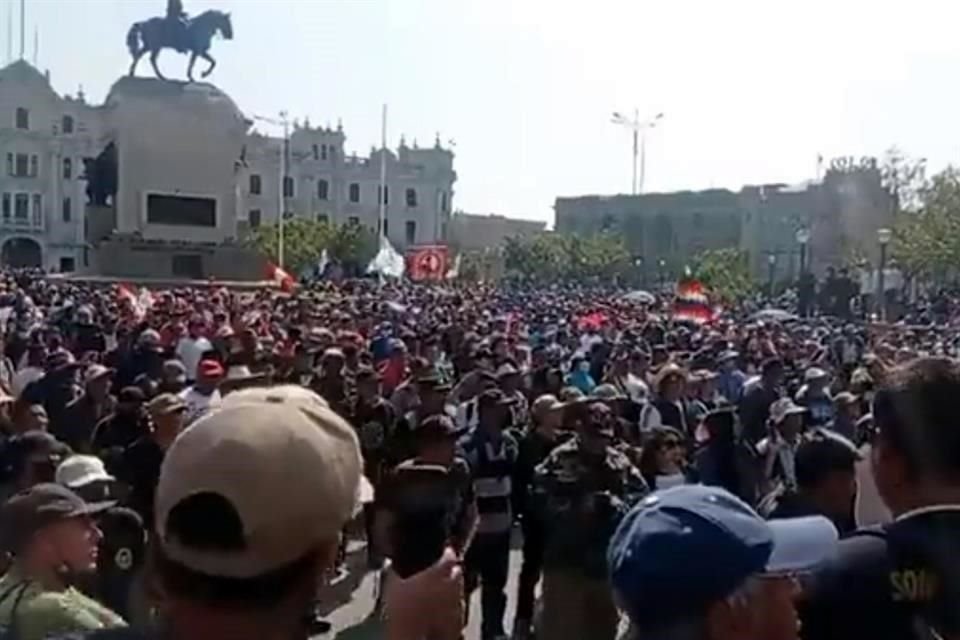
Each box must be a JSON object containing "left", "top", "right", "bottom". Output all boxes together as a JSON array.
[
  {"left": 890, "top": 166, "right": 960, "bottom": 281},
  {"left": 503, "top": 232, "right": 631, "bottom": 282},
  {"left": 246, "top": 218, "right": 377, "bottom": 275},
  {"left": 689, "top": 248, "right": 755, "bottom": 302}
]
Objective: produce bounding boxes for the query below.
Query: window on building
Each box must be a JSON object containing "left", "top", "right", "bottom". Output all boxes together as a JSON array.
[
  {"left": 32, "top": 194, "right": 42, "bottom": 225},
  {"left": 317, "top": 179, "right": 329, "bottom": 200},
  {"left": 405, "top": 220, "right": 417, "bottom": 245},
  {"left": 249, "top": 174, "right": 262, "bottom": 195},
  {"left": 321, "top": 144, "right": 328, "bottom": 160},
  {"left": 349, "top": 183, "right": 360, "bottom": 203},
  {"left": 62, "top": 116, "right": 74, "bottom": 135},
  {"left": 29, "top": 155, "right": 38, "bottom": 178},
  {"left": 59, "top": 257, "right": 75, "bottom": 273},
  {"left": 282, "top": 176, "right": 294, "bottom": 197},
  {"left": 406, "top": 188, "right": 417, "bottom": 208},
  {"left": 1, "top": 193, "right": 9, "bottom": 220},
  {"left": 249, "top": 209, "right": 262, "bottom": 228},
  {"left": 378, "top": 186, "right": 389, "bottom": 205},
  {"left": 316, "top": 214, "right": 329, "bottom": 224},
  {"left": 440, "top": 191, "right": 448, "bottom": 213},
  {"left": 348, "top": 216, "right": 359, "bottom": 225},
  {"left": 62, "top": 197, "right": 72, "bottom": 222},
  {"left": 14, "top": 194, "right": 28, "bottom": 220},
  {"left": 5, "top": 154, "right": 12, "bottom": 177},
  {"left": 63, "top": 158, "right": 72, "bottom": 180},
  {"left": 14, "top": 154, "right": 28, "bottom": 178},
  {"left": 312, "top": 144, "right": 319, "bottom": 161},
  {"left": 15, "top": 108, "right": 29, "bottom": 130},
  {"left": 381, "top": 219, "right": 389, "bottom": 236}
]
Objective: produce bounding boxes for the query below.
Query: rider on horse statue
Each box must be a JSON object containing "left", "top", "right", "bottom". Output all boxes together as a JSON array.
[{"left": 165, "top": 0, "right": 189, "bottom": 53}]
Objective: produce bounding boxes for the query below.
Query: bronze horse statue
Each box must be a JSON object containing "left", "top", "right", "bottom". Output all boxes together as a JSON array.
[{"left": 127, "top": 10, "right": 233, "bottom": 82}]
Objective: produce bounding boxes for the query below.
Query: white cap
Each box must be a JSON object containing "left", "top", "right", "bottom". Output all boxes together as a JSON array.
[{"left": 55, "top": 455, "right": 115, "bottom": 489}]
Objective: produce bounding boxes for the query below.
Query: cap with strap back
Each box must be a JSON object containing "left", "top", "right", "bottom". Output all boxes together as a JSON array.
[{"left": 154, "top": 385, "right": 362, "bottom": 579}]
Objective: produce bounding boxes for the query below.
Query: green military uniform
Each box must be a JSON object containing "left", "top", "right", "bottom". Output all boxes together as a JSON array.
[
  {"left": 0, "top": 567, "right": 126, "bottom": 640},
  {"left": 533, "top": 437, "right": 648, "bottom": 640}
]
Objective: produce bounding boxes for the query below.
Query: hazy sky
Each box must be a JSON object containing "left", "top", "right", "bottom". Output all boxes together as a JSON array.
[{"left": 7, "top": 0, "right": 960, "bottom": 224}]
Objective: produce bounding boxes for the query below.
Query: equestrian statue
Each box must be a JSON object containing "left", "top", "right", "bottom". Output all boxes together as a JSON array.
[{"left": 127, "top": 0, "right": 233, "bottom": 82}]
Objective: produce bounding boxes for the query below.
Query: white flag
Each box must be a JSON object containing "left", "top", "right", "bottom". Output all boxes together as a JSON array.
[
  {"left": 366, "top": 236, "right": 405, "bottom": 278},
  {"left": 446, "top": 253, "right": 461, "bottom": 279}
]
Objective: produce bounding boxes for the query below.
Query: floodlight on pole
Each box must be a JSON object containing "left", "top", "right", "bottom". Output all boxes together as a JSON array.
[{"left": 611, "top": 110, "right": 664, "bottom": 195}]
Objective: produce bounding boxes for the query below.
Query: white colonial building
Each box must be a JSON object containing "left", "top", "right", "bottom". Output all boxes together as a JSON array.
[{"left": 0, "top": 58, "right": 456, "bottom": 275}]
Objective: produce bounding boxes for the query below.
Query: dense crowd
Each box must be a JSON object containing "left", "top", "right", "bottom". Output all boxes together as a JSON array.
[{"left": 0, "top": 269, "right": 956, "bottom": 640}]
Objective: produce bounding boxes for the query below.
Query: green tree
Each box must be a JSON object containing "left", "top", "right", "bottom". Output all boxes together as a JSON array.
[
  {"left": 246, "top": 218, "right": 377, "bottom": 275},
  {"left": 891, "top": 166, "right": 960, "bottom": 281},
  {"left": 504, "top": 231, "right": 631, "bottom": 282},
  {"left": 690, "top": 248, "right": 755, "bottom": 302}
]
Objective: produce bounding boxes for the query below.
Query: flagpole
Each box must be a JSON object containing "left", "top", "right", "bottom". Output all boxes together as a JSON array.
[
  {"left": 379, "top": 104, "right": 387, "bottom": 240},
  {"left": 6, "top": 0, "right": 13, "bottom": 63},
  {"left": 279, "top": 110, "right": 288, "bottom": 270},
  {"left": 19, "top": 0, "right": 25, "bottom": 60}
]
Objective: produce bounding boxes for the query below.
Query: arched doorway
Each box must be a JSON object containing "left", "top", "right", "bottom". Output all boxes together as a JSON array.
[{"left": 1, "top": 238, "right": 43, "bottom": 268}]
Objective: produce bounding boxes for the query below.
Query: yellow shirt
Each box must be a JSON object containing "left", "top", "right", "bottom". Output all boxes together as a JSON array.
[{"left": 0, "top": 567, "right": 126, "bottom": 640}]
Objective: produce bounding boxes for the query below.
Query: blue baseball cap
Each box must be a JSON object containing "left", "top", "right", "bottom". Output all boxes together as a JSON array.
[{"left": 608, "top": 485, "right": 837, "bottom": 628}]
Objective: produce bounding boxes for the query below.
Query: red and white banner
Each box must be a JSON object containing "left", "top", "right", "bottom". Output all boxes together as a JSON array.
[
  {"left": 406, "top": 245, "right": 448, "bottom": 282},
  {"left": 672, "top": 278, "right": 718, "bottom": 325}
]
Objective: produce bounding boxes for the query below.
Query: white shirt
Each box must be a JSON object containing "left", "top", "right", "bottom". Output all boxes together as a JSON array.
[
  {"left": 176, "top": 336, "right": 213, "bottom": 381},
  {"left": 180, "top": 386, "right": 222, "bottom": 425}
]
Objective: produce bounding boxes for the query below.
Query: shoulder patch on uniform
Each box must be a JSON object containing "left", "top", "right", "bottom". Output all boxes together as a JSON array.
[{"left": 114, "top": 548, "right": 133, "bottom": 571}]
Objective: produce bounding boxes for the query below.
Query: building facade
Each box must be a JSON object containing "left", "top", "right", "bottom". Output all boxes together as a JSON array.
[
  {"left": 555, "top": 168, "right": 893, "bottom": 281},
  {"left": 0, "top": 59, "right": 456, "bottom": 275},
  {"left": 447, "top": 212, "right": 545, "bottom": 251}
]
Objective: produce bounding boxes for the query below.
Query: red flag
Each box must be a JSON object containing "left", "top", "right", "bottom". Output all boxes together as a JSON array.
[
  {"left": 672, "top": 277, "right": 716, "bottom": 325},
  {"left": 406, "top": 245, "right": 448, "bottom": 282},
  {"left": 266, "top": 262, "right": 295, "bottom": 292}
]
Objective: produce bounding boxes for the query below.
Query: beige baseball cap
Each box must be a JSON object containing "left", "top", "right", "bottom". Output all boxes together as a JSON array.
[{"left": 154, "top": 385, "right": 361, "bottom": 579}]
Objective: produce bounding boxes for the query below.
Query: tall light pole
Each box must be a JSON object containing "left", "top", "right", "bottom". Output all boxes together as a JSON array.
[
  {"left": 611, "top": 110, "right": 663, "bottom": 195},
  {"left": 767, "top": 252, "right": 777, "bottom": 298},
  {"left": 877, "top": 227, "right": 892, "bottom": 321},
  {"left": 795, "top": 227, "right": 810, "bottom": 275},
  {"left": 253, "top": 111, "right": 290, "bottom": 270}
]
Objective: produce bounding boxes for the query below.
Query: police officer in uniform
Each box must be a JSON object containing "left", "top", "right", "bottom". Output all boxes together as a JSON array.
[
  {"left": 534, "top": 400, "right": 647, "bottom": 640},
  {"left": 801, "top": 357, "right": 960, "bottom": 640}
]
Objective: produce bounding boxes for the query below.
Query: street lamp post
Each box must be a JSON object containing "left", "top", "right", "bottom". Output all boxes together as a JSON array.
[
  {"left": 657, "top": 258, "right": 666, "bottom": 291},
  {"left": 877, "top": 227, "right": 892, "bottom": 321},
  {"left": 611, "top": 110, "right": 664, "bottom": 195},
  {"left": 767, "top": 253, "right": 777, "bottom": 298},
  {"left": 795, "top": 228, "right": 810, "bottom": 274}
]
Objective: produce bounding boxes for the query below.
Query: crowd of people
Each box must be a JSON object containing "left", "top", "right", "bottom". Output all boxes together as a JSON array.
[{"left": 0, "top": 268, "right": 955, "bottom": 640}]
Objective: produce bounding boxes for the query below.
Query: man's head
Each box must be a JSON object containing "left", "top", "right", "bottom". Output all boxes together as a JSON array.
[
  {"left": 196, "top": 359, "right": 224, "bottom": 393},
  {"left": 871, "top": 357, "right": 960, "bottom": 516},
  {"left": 2, "top": 483, "right": 111, "bottom": 575},
  {"left": 3, "top": 430, "right": 69, "bottom": 490},
  {"left": 117, "top": 386, "right": 146, "bottom": 417},
  {"left": 762, "top": 359, "right": 785, "bottom": 388},
  {"left": 413, "top": 415, "right": 464, "bottom": 466},
  {"left": 148, "top": 393, "right": 187, "bottom": 440},
  {"left": 151, "top": 385, "right": 361, "bottom": 625},
  {"left": 769, "top": 398, "right": 806, "bottom": 440},
  {"left": 355, "top": 367, "right": 381, "bottom": 400},
  {"left": 576, "top": 401, "right": 615, "bottom": 454},
  {"left": 608, "top": 485, "right": 837, "bottom": 640},
  {"left": 83, "top": 364, "right": 113, "bottom": 400},
  {"left": 477, "top": 389, "right": 514, "bottom": 431},
  {"left": 795, "top": 429, "right": 861, "bottom": 524}
]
